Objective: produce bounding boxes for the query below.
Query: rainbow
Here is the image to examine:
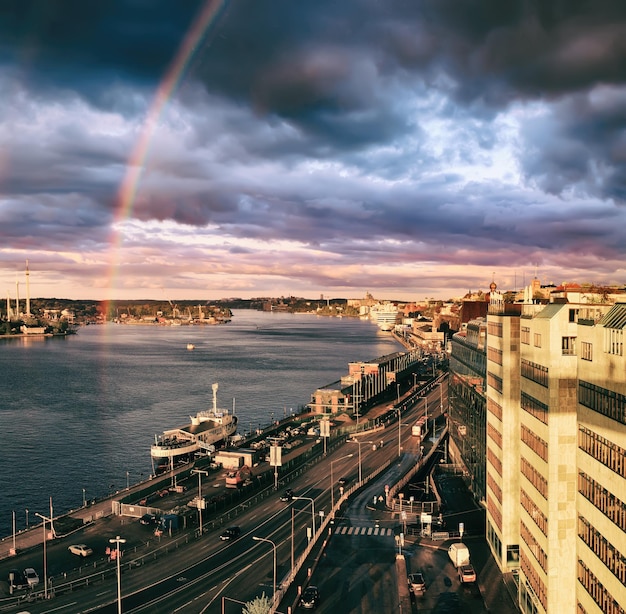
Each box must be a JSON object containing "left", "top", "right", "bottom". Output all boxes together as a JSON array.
[{"left": 107, "top": 0, "right": 229, "bottom": 302}]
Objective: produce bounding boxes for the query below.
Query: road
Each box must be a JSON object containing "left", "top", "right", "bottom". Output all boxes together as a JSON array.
[{"left": 0, "top": 377, "right": 461, "bottom": 614}]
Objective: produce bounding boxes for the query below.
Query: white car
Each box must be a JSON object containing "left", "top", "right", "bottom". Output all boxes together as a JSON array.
[
  {"left": 68, "top": 544, "right": 94, "bottom": 557},
  {"left": 23, "top": 568, "right": 39, "bottom": 587}
]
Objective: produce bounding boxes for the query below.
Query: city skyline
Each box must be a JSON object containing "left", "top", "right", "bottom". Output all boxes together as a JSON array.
[{"left": 1, "top": 1, "right": 626, "bottom": 301}]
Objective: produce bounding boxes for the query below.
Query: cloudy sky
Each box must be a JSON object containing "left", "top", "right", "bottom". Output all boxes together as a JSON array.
[{"left": 1, "top": 0, "right": 626, "bottom": 302}]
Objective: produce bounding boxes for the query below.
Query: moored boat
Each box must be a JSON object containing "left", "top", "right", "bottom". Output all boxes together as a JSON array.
[{"left": 150, "top": 383, "right": 237, "bottom": 473}]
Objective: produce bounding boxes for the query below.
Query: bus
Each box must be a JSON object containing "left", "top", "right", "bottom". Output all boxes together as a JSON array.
[{"left": 412, "top": 416, "right": 427, "bottom": 437}]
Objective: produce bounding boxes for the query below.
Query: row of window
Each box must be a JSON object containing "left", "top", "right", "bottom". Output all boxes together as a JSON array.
[
  {"left": 578, "top": 471, "right": 626, "bottom": 533},
  {"left": 521, "top": 457, "right": 548, "bottom": 499},
  {"left": 521, "top": 392, "right": 549, "bottom": 425},
  {"left": 488, "top": 496, "right": 503, "bottom": 532},
  {"left": 487, "top": 397, "right": 503, "bottom": 421},
  {"left": 521, "top": 425, "right": 548, "bottom": 462},
  {"left": 521, "top": 326, "right": 530, "bottom": 345},
  {"left": 488, "top": 371, "right": 503, "bottom": 393},
  {"left": 579, "top": 380, "right": 626, "bottom": 426},
  {"left": 521, "top": 550, "right": 548, "bottom": 611},
  {"left": 488, "top": 473, "right": 502, "bottom": 504},
  {"left": 487, "top": 345, "right": 503, "bottom": 365},
  {"left": 605, "top": 328, "right": 624, "bottom": 356},
  {"left": 488, "top": 321, "right": 503, "bottom": 337},
  {"left": 578, "top": 560, "right": 626, "bottom": 614},
  {"left": 487, "top": 446, "right": 503, "bottom": 476},
  {"left": 521, "top": 519, "right": 548, "bottom": 572},
  {"left": 521, "top": 487, "right": 548, "bottom": 536},
  {"left": 488, "top": 423, "right": 502, "bottom": 449},
  {"left": 578, "top": 515, "right": 626, "bottom": 586},
  {"left": 521, "top": 359, "right": 549, "bottom": 387},
  {"left": 579, "top": 425, "right": 626, "bottom": 477}
]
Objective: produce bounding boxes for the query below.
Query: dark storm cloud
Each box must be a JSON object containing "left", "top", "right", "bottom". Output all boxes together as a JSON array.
[{"left": 1, "top": 0, "right": 626, "bottom": 298}]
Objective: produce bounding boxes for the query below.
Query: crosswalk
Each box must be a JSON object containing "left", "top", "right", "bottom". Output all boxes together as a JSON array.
[{"left": 334, "top": 525, "right": 394, "bottom": 537}]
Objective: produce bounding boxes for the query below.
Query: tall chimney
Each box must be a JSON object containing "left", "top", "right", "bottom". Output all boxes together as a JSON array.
[{"left": 25, "top": 260, "right": 31, "bottom": 318}]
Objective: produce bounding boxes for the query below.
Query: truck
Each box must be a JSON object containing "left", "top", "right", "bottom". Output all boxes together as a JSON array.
[
  {"left": 448, "top": 543, "right": 470, "bottom": 568},
  {"left": 412, "top": 416, "right": 427, "bottom": 437}
]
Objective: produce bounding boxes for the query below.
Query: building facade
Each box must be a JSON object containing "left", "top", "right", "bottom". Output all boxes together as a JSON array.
[{"left": 449, "top": 285, "right": 626, "bottom": 614}]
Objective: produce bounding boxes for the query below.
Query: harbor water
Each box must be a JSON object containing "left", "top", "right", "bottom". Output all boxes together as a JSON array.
[{"left": 0, "top": 310, "right": 402, "bottom": 538}]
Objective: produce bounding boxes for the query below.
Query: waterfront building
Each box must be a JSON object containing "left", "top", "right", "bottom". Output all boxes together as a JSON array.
[{"left": 448, "top": 280, "right": 626, "bottom": 614}]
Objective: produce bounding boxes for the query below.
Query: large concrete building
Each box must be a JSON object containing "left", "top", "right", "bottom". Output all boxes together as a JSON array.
[{"left": 448, "top": 281, "right": 626, "bottom": 614}]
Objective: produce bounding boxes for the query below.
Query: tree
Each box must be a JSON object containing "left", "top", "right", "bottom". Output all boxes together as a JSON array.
[{"left": 242, "top": 592, "right": 272, "bottom": 614}]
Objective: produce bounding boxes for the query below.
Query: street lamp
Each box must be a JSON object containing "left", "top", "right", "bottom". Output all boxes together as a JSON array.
[
  {"left": 109, "top": 535, "right": 126, "bottom": 614},
  {"left": 191, "top": 468, "right": 208, "bottom": 535},
  {"left": 126, "top": 471, "right": 130, "bottom": 490},
  {"left": 292, "top": 496, "right": 316, "bottom": 538},
  {"left": 252, "top": 536, "right": 277, "bottom": 598},
  {"left": 396, "top": 383, "right": 401, "bottom": 405},
  {"left": 330, "top": 453, "right": 354, "bottom": 510},
  {"left": 348, "top": 439, "right": 375, "bottom": 484},
  {"left": 82, "top": 488, "right": 86, "bottom": 507},
  {"left": 419, "top": 395, "right": 429, "bottom": 433},
  {"left": 394, "top": 407, "right": 402, "bottom": 458},
  {"left": 34, "top": 512, "right": 52, "bottom": 600}
]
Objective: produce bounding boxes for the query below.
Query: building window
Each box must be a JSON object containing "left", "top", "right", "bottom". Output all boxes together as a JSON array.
[
  {"left": 578, "top": 515, "right": 626, "bottom": 585},
  {"left": 578, "top": 560, "right": 626, "bottom": 614},
  {"left": 487, "top": 346, "right": 503, "bottom": 365},
  {"left": 605, "top": 328, "right": 624, "bottom": 356},
  {"left": 521, "top": 326, "right": 530, "bottom": 345},
  {"left": 521, "top": 359, "right": 549, "bottom": 387},
  {"left": 562, "top": 336, "right": 576, "bottom": 355},
  {"left": 488, "top": 371, "right": 503, "bottom": 393},
  {"left": 521, "top": 392, "right": 549, "bottom": 425},
  {"left": 521, "top": 425, "right": 548, "bottom": 461},
  {"left": 579, "top": 381, "right": 626, "bottom": 425},
  {"left": 521, "top": 457, "right": 547, "bottom": 499},
  {"left": 533, "top": 333, "right": 542, "bottom": 347},
  {"left": 578, "top": 471, "right": 626, "bottom": 533},
  {"left": 488, "top": 321, "right": 503, "bottom": 337},
  {"left": 581, "top": 342, "right": 593, "bottom": 361},
  {"left": 579, "top": 425, "right": 626, "bottom": 476},
  {"left": 569, "top": 309, "right": 579, "bottom": 323}
]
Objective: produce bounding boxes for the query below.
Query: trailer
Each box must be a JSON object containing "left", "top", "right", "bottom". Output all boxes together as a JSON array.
[{"left": 448, "top": 543, "right": 470, "bottom": 568}]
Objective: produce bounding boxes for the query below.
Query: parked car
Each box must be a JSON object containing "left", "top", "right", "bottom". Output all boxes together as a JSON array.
[
  {"left": 408, "top": 572, "right": 426, "bottom": 594},
  {"left": 139, "top": 513, "right": 159, "bottom": 525},
  {"left": 8, "top": 569, "right": 27, "bottom": 590},
  {"left": 280, "top": 488, "right": 294, "bottom": 502},
  {"left": 300, "top": 585, "right": 320, "bottom": 609},
  {"left": 220, "top": 526, "right": 241, "bottom": 541},
  {"left": 68, "top": 544, "right": 94, "bottom": 557},
  {"left": 459, "top": 564, "right": 477, "bottom": 583},
  {"left": 23, "top": 568, "right": 39, "bottom": 587}
]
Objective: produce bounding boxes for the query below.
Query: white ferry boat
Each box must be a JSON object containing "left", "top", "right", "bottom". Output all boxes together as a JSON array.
[
  {"left": 369, "top": 302, "right": 400, "bottom": 331},
  {"left": 150, "top": 383, "right": 237, "bottom": 473}
]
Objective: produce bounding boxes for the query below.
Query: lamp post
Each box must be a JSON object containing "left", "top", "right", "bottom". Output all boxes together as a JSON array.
[
  {"left": 191, "top": 469, "right": 208, "bottom": 535},
  {"left": 292, "top": 496, "right": 316, "bottom": 538},
  {"left": 396, "top": 383, "right": 400, "bottom": 405},
  {"left": 419, "top": 395, "right": 429, "bottom": 433},
  {"left": 395, "top": 407, "right": 402, "bottom": 458},
  {"left": 348, "top": 439, "right": 374, "bottom": 484},
  {"left": 252, "top": 536, "right": 277, "bottom": 598},
  {"left": 330, "top": 453, "right": 354, "bottom": 510},
  {"left": 34, "top": 512, "right": 52, "bottom": 600},
  {"left": 25, "top": 508, "right": 29, "bottom": 529},
  {"left": 82, "top": 488, "right": 86, "bottom": 507},
  {"left": 109, "top": 535, "right": 126, "bottom": 614},
  {"left": 126, "top": 471, "right": 130, "bottom": 490}
]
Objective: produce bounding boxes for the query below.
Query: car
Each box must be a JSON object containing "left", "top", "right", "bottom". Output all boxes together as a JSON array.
[
  {"left": 220, "top": 526, "right": 241, "bottom": 541},
  {"left": 139, "top": 513, "right": 159, "bottom": 525},
  {"left": 459, "top": 564, "right": 477, "bottom": 583},
  {"left": 300, "top": 585, "right": 319, "bottom": 609},
  {"left": 8, "top": 569, "right": 27, "bottom": 590},
  {"left": 280, "top": 488, "right": 294, "bottom": 502},
  {"left": 338, "top": 477, "right": 349, "bottom": 487},
  {"left": 23, "top": 568, "right": 39, "bottom": 587},
  {"left": 408, "top": 572, "right": 426, "bottom": 594},
  {"left": 68, "top": 544, "right": 94, "bottom": 557}
]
